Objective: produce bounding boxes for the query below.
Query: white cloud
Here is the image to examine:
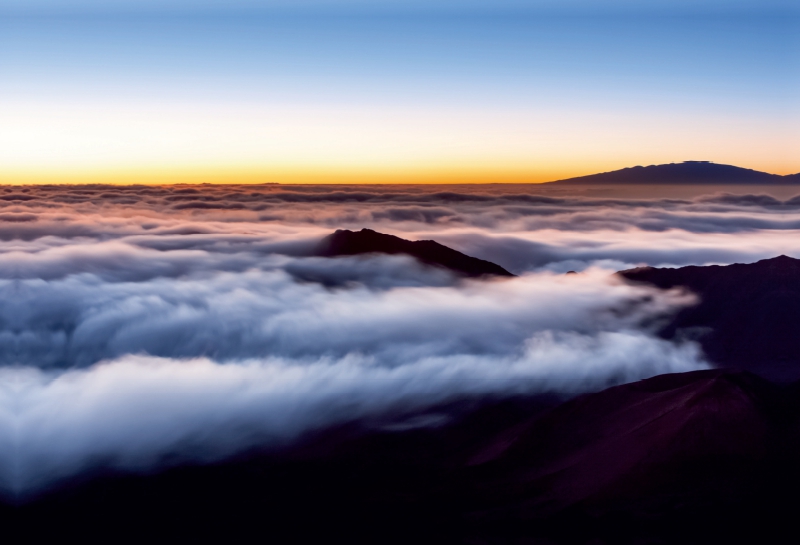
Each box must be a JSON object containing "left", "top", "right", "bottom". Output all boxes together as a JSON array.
[{"left": 0, "top": 328, "right": 706, "bottom": 495}]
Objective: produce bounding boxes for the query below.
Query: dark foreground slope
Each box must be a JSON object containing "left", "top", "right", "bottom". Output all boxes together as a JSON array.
[
  {"left": 11, "top": 370, "right": 800, "bottom": 544},
  {"left": 460, "top": 371, "right": 796, "bottom": 537},
  {"left": 620, "top": 255, "right": 800, "bottom": 380},
  {"left": 550, "top": 161, "right": 798, "bottom": 185},
  {"left": 315, "top": 228, "right": 514, "bottom": 278}
]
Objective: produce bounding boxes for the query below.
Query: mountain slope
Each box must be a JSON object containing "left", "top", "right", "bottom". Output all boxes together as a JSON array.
[
  {"left": 457, "top": 369, "right": 798, "bottom": 542},
  {"left": 13, "top": 370, "right": 800, "bottom": 543},
  {"left": 620, "top": 255, "right": 800, "bottom": 380},
  {"left": 550, "top": 161, "right": 793, "bottom": 185},
  {"left": 315, "top": 228, "right": 514, "bottom": 278},
  {"left": 465, "top": 370, "right": 778, "bottom": 507},
  {"left": 784, "top": 172, "right": 800, "bottom": 183}
]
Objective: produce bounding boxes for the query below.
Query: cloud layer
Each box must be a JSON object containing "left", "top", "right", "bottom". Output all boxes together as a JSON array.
[
  {"left": 3, "top": 184, "right": 800, "bottom": 276},
  {"left": 5, "top": 182, "right": 793, "bottom": 495},
  {"left": 2, "top": 328, "right": 705, "bottom": 495}
]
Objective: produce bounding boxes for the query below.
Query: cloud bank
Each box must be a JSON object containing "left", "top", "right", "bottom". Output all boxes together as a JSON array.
[
  {"left": 6, "top": 182, "right": 793, "bottom": 495},
  {"left": 0, "top": 266, "right": 706, "bottom": 495},
  {"left": 3, "top": 184, "right": 800, "bottom": 276},
  {"left": 2, "top": 329, "right": 705, "bottom": 496},
  {"left": 1, "top": 268, "right": 690, "bottom": 368}
]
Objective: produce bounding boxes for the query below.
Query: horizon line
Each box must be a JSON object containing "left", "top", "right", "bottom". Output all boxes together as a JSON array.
[{"left": 1, "top": 162, "right": 798, "bottom": 186}]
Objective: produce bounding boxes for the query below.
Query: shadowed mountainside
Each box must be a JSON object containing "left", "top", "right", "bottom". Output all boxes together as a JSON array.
[
  {"left": 10, "top": 370, "right": 800, "bottom": 543},
  {"left": 620, "top": 255, "right": 800, "bottom": 381},
  {"left": 550, "top": 161, "right": 799, "bottom": 185},
  {"left": 315, "top": 228, "right": 514, "bottom": 278},
  {"left": 460, "top": 370, "right": 793, "bottom": 528}
]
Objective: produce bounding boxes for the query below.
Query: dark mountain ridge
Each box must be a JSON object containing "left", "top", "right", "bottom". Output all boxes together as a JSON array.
[
  {"left": 550, "top": 161, "right": 799, "bottom": 185},
  {"left": 620, "top": 254, "right": 800, "bottom": 380},
  {"left": 315, "top": 228, "right": 514, "bottom": 278}
]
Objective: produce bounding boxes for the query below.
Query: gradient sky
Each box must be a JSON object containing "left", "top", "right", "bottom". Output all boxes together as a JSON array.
[{"left": 0, "top": 0, "right": 797, "bottom": 183}]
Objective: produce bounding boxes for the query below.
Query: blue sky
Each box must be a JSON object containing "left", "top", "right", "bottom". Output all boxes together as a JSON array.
[
  {"left": 2, "top": 1, "right": 797, "bottom": 15},
  {"left": 0, "top": 0, "right": 797, "bottom": 182}
]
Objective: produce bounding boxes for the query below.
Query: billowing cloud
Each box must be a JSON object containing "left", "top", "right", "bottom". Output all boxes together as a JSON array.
[
  {"left": 1, "top": 268, "right": 689, "bottom": 368},
  {"left": 2, "top": 328, "right": 705, "bottom": 496},
  {"left": 0, "top": 260, "right": 707, "bottom": 495},
  {"left": 3, "top": 182, "right": 797, "bottom": 497}
]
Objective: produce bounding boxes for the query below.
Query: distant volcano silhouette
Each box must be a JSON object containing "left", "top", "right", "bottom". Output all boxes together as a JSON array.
[
  {"left": 620, "top": 255, "right": 800, "bottom": 380},
  {"left": 551, "top": 161, "right": 799, "bottom": 184},
  {"left": 315, "top": 228, "right": 514, "bottom": 278}
]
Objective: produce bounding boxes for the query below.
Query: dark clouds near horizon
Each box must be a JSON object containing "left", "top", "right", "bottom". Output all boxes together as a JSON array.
[{"left": 2, "top": 182, "right": 798, "bottom": 495}]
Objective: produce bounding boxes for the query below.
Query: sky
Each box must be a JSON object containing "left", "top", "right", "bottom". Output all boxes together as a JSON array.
[{"left": 0, "top": 0, "right": 797, "bottom": 183}]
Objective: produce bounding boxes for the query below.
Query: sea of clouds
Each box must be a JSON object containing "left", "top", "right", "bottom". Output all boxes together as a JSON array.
[{"left": 4, "top": 182, "right": 800, "bottom": 495}]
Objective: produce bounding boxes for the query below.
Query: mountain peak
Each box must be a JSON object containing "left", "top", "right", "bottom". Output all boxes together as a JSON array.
[
  {"left": 550, "top": 161, "right": 794, "bottom": 185},
  {"left": 315, "top": 228, "right": 514, "bottom": 278}
]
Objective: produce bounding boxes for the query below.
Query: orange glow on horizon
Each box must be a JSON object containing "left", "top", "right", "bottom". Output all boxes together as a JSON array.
[
  {"left": 0, "top": 166, "right": 597, "bottom": 186},
  {"left": 0, "top": 160, "right": 800, "bottom": 185},
  {"left": 2, "top": 161, "right": 798, "bottom": 186}
]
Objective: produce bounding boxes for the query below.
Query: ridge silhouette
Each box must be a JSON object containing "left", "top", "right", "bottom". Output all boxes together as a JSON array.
[
  {"left": 550, "top": 161, "right": 800, "bottom": 184},
  {"left": 620, "top": 255, "right": 800, "bottom": 380},
  {"left": 315, "top": 228, "right": 514, "bottom": 278}
]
